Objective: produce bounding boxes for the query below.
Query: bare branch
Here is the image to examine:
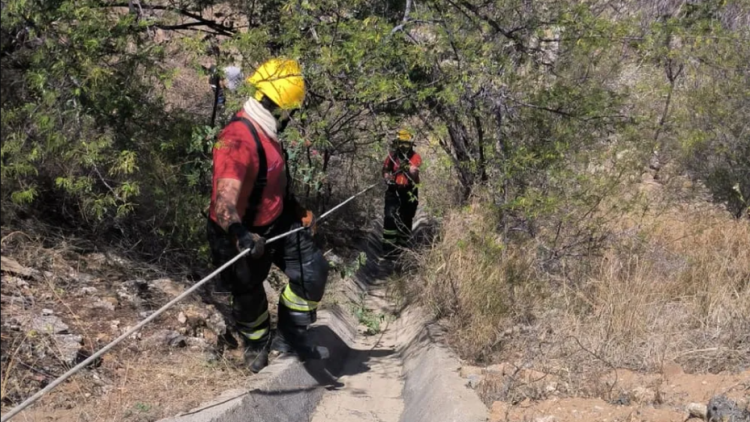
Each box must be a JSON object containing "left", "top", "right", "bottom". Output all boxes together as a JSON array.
[
  {"left": 391, "top": 0, "right": 414, "bottom": 35},
  {"left": 97, "top": 2, "right": 237, "bottom": 37}
]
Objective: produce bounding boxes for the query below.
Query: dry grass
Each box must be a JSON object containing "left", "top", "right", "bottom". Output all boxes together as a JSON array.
[
  {"left": 16, "top": 350, "right": 249, "bottom": 422},
  {"left": 411, "top": 183, "right": 750, "bottom": 383}
]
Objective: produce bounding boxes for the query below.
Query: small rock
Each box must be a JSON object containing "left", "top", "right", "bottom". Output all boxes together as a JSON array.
[
  {"left": 205, "top": 307, "right": 227, "bottom": 336},
  {"left": 545, "top": 382, "right": 559, "bottom": 393},
  {"left": 177, "top": 312, "right": 188, "bottom": 325},
  {"left": 459, "top": 365, "right": 483, "bottom": 378},
  {"left": 202, "top": 330, "right": 219, "bottom": 345},
  {"left": 169, "top": 335, "right": 187, "bottom": 348},
  {"left": 489, "top": 401, "right": 510, "bottom": 422},
  {"left": 179, "top": 305, "right": 211, "bottom": 327},
  {"left": 149, "top": 278, "right": 184, "bottom": 297},
  {"left": 612, "top": 393, "right": 631, "bottom": 406},
  {"left": 630, "top": 386, "right": 656, "bottom": 404},
  {"left": 53, "top": 334, "right": 83, "bottom": 365},
  {"left": 204, "top": 351, "right": 221, "bottom": 364},
  {"left": 3, "top": 316, "right": 21, "bottom": 331},
  {"left": 91, "top": 299, "right": 116, "bottom": 312},
  {"left": 707, "top": 395, "right": 749, "bottom": 422},
  {"left": 122, "top": 326, "right": 141, "bottom": 340},
  {"left": 116, "top": 289, "right": 136, "bottom": 304},
  {"left": 19, "top": 279, "right": 30, "bottom": 289},
  {"left": 326, "top": 252, "right": 344, "bottom": 268},
  {"left": 484, "top": 363, "right": 511, "bottom": 376},
  {"left": 42, "top": 308, "right": 54, "bottom": 316},
  {"left": 26, "top": 316, "right": 69, "bottom": 334},
  {"left": 3, "top": 275, "right": 28, "bottom": 289},
  {"left": 145, "top": 329, "right": 184, "bottom": 348},
  {"left": 186, "top": 337, "right": 210, "bottom": 351},
  {"left": 106, "top": 254, "right": 130, "bottom": 267},
  {"left": 466, "top": 374, "right": 482, "bottom": 389},
  {"left": 109, "top": 320, "right": 120, "bottom": 331},
  {"left": 1, "top": 256, "right": 40, "bottom": 279},
  {"left": 80, "top": 287, "right": 98, "bottom": 296},
  {"left": 687, "top": 403, "right": 708, "bottom": 420},
  {"left": 534, "top": 417, "right": 557, "bottom": 422},
  {"left": 126, "top": 278, "right": 149, "bottom": 291}
]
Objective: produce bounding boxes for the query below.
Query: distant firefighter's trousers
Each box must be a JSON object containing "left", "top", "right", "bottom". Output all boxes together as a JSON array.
[{"left": 382, "top": 186, "right": 418, "bottom": 255}]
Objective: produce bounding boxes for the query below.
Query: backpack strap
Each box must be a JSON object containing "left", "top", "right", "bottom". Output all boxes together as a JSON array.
[
  {"left": 228, "top": 114, "right": 267, "bottom": 228},
  {"left": 283, "top": 149, "right": 292, "bottom": 200},
  {"left": 386, "top": 153, "right": 398, "bottom": 173}
]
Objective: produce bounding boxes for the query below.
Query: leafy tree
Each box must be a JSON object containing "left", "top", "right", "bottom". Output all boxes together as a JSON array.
[{"left": 2, "top": 0, "right": 747, "bottom": 264}]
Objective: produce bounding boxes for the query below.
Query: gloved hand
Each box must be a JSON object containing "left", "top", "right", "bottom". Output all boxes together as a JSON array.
[
  {"left": 228, "top": 223, "right": 265, "bottom": 259},
  {"left": 300, "top": 208, "right": 317, "bottom": 234},
  {"left": 290, "top": 198, "right": 317, "bottom": 234},
  {"left": 208, "top": 66, "right": 220, "bottom": 90},
  {"left": 383, "top": 173, "right": 393, "bottom": 185}
]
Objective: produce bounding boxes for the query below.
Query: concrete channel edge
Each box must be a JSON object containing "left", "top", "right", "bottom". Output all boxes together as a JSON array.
[{"left": 159, "top": 278, "right": 488, "bottom": 422}]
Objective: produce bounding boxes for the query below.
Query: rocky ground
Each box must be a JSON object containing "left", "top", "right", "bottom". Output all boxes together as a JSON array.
[
  {"left": 456, "top": 359, "right": 749, "bottom": 422},
  {"left": 0, "top": 246, "right": 267, "bottom": 421}
]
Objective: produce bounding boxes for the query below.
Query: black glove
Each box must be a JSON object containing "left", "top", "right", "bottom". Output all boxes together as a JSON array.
[
  {"left": 208, "top": 66, "right": 225, "bottom": 106},
  {"left": 208, "top": 66, "right": 220, "bottom": 89},
  {"left": 228, "top": 223, "right": 265, "bottom": 259}
]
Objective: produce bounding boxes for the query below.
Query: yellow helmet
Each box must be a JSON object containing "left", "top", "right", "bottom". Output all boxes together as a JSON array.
[
  {"left": 247, "top": 58, "right": 305, "bottom": 110},
  {"left": 396, "top": 128, "right": 414, "bottom": 142}
]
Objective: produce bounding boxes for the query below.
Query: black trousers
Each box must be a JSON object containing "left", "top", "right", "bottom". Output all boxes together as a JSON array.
[
  {"left": 206, "top": 203, "right": 329, "bottom": 347},
  {"left": 382, "top": 186, "right": 418, "bottom": 254}
]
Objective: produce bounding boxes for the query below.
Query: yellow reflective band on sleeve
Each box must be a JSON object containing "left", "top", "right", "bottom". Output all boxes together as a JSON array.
[
  {"left": 280, "top": 284, "right": 318, "bottom": 312},
  {"left": 382, "top": 229, "right": 399, "bottom": 236},
  {"left": 237, "top": 310, "right": 269, "bottom": 329},
  {"left": 241, "top": 327, "right": 269, "bottom": 341}
]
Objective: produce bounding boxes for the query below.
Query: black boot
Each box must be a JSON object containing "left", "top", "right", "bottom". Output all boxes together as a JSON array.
[
  {"left": 271, "top": 325, "right": 329, "bottom": 361},
  {"left": 270, "top": 328, "right": 294, "bottom": 354},
  {"left": 273, "top": 304, "right": 329, "bottom": 361},
  {"left": 243, "top": 339, "right": 270, "bottom": 373}
]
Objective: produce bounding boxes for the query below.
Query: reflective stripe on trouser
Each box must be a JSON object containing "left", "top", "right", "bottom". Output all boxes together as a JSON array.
[
  {"left": 280, "top": 284, "right": 319, "bottom": 312},
  {"left": 206, "top": 202, "right": 329, "bottom": 344},
  {"left": 382, "top": 228, "right": 400, "bottom": 247},
  {"left": 237, "top": 310, "right": 270, "bottom": 341}
]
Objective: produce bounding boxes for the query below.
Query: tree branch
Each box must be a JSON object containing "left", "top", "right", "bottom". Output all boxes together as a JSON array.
[
  {"left": 98, "top": 2, "right": 237, "bottom": 37},
  {"left": 391, "top": 0, "right": 414, "bottom": 35}
]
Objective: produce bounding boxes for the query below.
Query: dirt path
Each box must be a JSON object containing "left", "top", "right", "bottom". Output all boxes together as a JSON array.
[{"left": 311, "top": 289, "right": 405, "bottom": 422}]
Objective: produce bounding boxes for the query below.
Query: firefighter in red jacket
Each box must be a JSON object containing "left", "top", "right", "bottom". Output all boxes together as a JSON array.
[
  {"left": 206, "top": 58, "right": 329, "bottom": 373},
  {"left": 382, "top": 129, "right": 422, "bottom": 256}
]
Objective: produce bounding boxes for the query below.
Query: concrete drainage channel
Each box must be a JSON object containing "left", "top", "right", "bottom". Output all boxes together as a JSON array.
[
  {"left": 159, "top": 219, "right": 487, "bottom": 422},
  {"left": 159, "top": 288, "right": 487, "bottom": 422}
]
